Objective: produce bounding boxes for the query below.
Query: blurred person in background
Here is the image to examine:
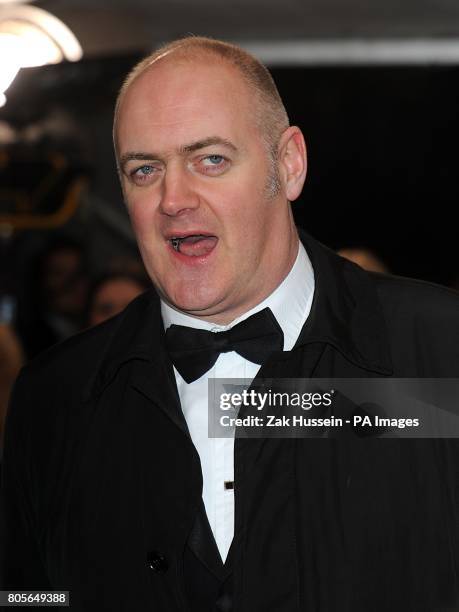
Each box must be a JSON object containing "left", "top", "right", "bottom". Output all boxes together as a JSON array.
[
  {"left": 86, "top": 273, "right": 149, "bottom": 327},
  {"left": 16, "top": 235, "right": 89, "bottom": 359},
  {"left": 337, "top": 246, "right": 389, "bottom": 274}
]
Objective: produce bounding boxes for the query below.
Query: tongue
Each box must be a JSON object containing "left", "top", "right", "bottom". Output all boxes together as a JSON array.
[{"left": 179, "top": 235, "right": 217, "bottom": 257}]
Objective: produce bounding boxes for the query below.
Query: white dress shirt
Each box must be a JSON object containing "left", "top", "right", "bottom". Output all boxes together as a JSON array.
[{"left": 161, "top": 241, "right": 315, "bottom": 562}]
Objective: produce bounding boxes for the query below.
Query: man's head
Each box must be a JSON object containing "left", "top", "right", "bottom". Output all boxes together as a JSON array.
[{"left": 114, "top": 36, "right": 307, "bottom": 324}]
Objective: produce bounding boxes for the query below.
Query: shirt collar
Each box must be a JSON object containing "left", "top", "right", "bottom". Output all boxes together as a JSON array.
[{"left": 160, "top": 241, "right": 315, "bottom": 351}]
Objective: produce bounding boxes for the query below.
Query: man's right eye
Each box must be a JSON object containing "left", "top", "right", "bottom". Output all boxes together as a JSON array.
[
  {"left": 133, "top": 165, "right": 153, "bottom": 176},
  {"left": 138, "top": 165, "right": 154, "bottom": 175},
  {"left": 129, "top": 164, "right": 159, "bottom": 184}
]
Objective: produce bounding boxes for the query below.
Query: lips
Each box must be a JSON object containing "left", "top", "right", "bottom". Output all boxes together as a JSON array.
[{"left": 169, "top": 234, "right": 218, "bottom": 257}]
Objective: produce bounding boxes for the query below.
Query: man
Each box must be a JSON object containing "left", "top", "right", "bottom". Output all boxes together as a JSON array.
[{"left": 1, "top": 36, "right": 459, "bottom": 612}]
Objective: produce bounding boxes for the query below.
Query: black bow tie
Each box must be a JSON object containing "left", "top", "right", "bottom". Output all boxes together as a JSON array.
[{"left": 165, "top": 307, "right": 284, "bottom": 383}]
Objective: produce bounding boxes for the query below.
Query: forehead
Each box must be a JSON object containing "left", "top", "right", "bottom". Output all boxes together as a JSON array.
[{"left": 116, "top": 58, "right": 259, "bottom": 154}]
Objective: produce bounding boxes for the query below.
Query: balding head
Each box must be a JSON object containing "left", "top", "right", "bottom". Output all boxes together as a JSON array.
[{"left": 113, "top": 36, "right": 290, "bottom": 169}]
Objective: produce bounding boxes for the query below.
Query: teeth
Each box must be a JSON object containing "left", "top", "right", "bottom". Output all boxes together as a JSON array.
[{"left": 171, "top": 238, "right": 181, "bottom": 252}]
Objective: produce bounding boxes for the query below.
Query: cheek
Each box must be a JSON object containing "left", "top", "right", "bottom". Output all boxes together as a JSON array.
[
  {"left": 126, "top": 194, "right": 157, "bottom": 236},
  {"left": 228, "top": 190, "right": 267, "bottom": 237}
]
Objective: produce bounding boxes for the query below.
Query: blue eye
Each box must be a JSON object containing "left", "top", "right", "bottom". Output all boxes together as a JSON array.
[
  {"left": 198, "top": 154, "right": 229, "bottom": 175},
  {"left": 128, "top": 163, "right": 159, "bottom": 185},
  {"left": 207, "top": 155, "right": 224, "bottom": 164},
  {"left": 137, "top": 165, "right": 154, "bottom": 175}
]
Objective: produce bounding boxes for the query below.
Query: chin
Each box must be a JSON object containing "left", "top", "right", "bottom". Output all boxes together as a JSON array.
[
  {"left": 173, "top": 298, "right": 220, "bottom": 317},
  {"left": 165, "top": 283, "right": 225, "bottom": 317}
]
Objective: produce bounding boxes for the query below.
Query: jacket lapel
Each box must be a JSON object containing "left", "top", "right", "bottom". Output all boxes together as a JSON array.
[
  {"left": 187, "top": 498, "right": 229, "bottom": 580},
  {"left": 130, "top": 357, "right": 190, "bottom": 438},
  {"left": 294, "top": 229, "right": 393, "bottom": 375},
  {"left": 84, "top": 288, "right": 192, "bottom": 437}
]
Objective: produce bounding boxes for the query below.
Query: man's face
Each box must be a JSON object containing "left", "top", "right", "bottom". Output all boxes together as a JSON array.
[{"left": 116, "top": 58, "right": 298, "bottom": 323}]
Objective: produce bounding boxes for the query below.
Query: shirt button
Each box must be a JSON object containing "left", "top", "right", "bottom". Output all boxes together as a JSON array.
[{"left": 146, "top": 551, "right": 169, "bottom": 573}]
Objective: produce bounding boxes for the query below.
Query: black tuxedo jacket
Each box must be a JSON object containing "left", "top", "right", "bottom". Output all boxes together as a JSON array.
[{"left": 2, "top": 231, "right": 459, "bottom": 611}]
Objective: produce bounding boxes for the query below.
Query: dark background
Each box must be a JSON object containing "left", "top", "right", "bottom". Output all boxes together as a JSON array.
[{"left": 274, "top": 65, "right": 459, "bottom": 285}]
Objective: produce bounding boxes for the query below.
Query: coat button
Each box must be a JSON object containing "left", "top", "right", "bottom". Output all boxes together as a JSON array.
[{"left": 146, "top": 551, "right": 169, "bottom": 573}]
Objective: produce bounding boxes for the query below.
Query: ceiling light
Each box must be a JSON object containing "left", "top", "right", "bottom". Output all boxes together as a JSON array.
[{"left": 0, "top": 4, "right": 82, "bottom": 105}]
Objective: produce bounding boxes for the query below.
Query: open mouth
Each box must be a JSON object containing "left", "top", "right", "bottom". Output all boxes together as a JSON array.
[{"left": 169, "top": 234, "right": 218, "bottom": 257}]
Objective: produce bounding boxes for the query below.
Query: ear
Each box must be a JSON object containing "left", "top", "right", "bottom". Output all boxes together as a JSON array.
[{"left": 277, "top": 126, "right": 307, "bottom": 202}]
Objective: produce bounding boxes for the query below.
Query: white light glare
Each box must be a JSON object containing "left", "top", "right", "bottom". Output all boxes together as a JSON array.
[
  {"left": 0, "top": 34, "right": 20, "bottom": 92},
  {"left": 0, "top": 22, "right": 64, "bottom": 67},
  {"left": 0, "top": 5, "right": 82, "bottom": 105}
]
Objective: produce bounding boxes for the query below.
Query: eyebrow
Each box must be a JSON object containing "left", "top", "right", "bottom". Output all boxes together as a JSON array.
[
  {"left": 119, "top": 136, "right": 237, "bottom": 171},
  {"left": 180, "top": 136, "right": 237, "bottom": 154}
]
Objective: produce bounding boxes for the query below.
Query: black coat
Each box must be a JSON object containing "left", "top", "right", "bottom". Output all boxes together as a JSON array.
[{"left": 2, "top": 232, "right": 459, "bottom": 611}]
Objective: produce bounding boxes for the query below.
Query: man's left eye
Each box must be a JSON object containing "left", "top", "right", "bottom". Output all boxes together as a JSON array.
[
  {"left": 203, "top": 155, "right": 225, "bottom": 165},
  {"left": 198, "top": 155, "right": 229, "bottom": 174}
]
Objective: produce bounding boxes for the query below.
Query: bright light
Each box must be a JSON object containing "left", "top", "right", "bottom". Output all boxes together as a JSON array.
[
  {"left": 0, "top": 4, "right": 82, "bottom": 106},
  {"left": 0, "top": 34, "right": 21, "bottom": 92},
  {"left": 0, "top": 93, "right": 6, "bottom": 108},
  {"left": 0, "top": 21, "right": 64, "bottom": 67}
]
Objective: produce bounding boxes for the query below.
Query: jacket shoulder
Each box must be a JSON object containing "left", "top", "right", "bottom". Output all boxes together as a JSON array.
[
  {"left": 371, "top": 273, "right": 459, "bottom": 375},
  {"left": 20, "top": 310, "right": 122, "bottom": 388},
  {"left": 20, "top": 289, "right": 153, "bottom": 384},
  {"left": 372, "top": 273, "right": 459, "bottom": 322},
  {"left": 4, "top": 290, "right": 157, "bottom": 472}
]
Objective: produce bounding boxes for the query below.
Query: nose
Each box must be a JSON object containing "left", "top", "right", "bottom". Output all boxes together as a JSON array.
[{"left": 159, "top": 162, "right": 199, "bottom": 217}]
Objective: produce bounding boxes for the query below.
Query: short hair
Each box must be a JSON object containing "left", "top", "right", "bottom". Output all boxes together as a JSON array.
[{"left": 113, "top": 36, "right": 290, "bottom": 162}]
